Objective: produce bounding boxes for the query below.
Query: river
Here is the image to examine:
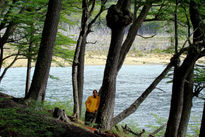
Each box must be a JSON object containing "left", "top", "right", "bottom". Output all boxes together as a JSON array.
[{"left": 0, "top": 65, "right": 203, "bottom": 132}]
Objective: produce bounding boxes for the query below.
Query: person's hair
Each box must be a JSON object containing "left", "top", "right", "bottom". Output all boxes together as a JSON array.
[{"left": 93, "top": 90, "right": 97, "bottom": 93}]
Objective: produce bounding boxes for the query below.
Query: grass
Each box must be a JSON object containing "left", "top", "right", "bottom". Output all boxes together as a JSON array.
[
  {"left": 0, "top": 98, "right": 91, "bottom": 137},
  {"left": 0, "top": 106, "right": 65, "bottom": 137}
]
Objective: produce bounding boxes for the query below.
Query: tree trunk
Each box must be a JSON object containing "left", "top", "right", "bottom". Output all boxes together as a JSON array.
[
  {"left": 72, "top": 32, "right": 87, "bottom": 119},
  {"left": 177, "top": 70, "right": 194, "bottom": 137},
  {"left": 165, "top": 49, "right": 199, "bottom": 137},
  {"left": 25, "top": 0, "right": 62, "bottom": 101},
  {"left": 96, "top": 28, "right": 125, "bottom": 130},
  {"left": 96, "top": 0, "right": 132, "bottom": 130},
  {"left": 165, "top": 0, "right": 205, "bottom": 135},
  {"left": 72, "top": 0, "right": 103, "bottom": 119},
  {"left": 72, "top": 19, "right": 88, "bottom": 119},
  {"left": 199, "top": 101, "right": 205, "bottom": 137},
  {"left": 25, "top": 43, "right": 32, "bottom": 97},
  {"left": 0, "top": 22, "right": 16, "bottom": 70},
  {"left": 77, "top": 37, "right": 87, "bottom": 117},
  {"left": 190, "top": 0, "right": 205, "bottom": 135},
  {"left": 117, "top": 3, "right": 152, "bottom": 71}
]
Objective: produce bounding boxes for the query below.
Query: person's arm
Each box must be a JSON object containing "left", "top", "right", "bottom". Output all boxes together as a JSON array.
[
  {"left": 96, "top": 96, "right": 100, "bottom": 111},
  {"left": 85, "top": 96, "right": 91, "bottom": 111}
]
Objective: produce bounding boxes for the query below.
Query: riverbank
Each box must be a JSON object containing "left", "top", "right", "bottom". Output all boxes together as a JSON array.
[{"left": 2, "top": 52, "right": 205, "bottom": 67}]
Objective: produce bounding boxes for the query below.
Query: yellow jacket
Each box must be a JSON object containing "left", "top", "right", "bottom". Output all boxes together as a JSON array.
[{"left": 85, "top": 95, "right": 100, "bottom": 113}]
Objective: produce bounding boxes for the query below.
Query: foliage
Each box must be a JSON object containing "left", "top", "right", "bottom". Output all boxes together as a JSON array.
[
  {"left": 194, "top": 66, "right": 205, "bottom": 83},
  {"left": 1, "top": 0, "right": 79, "bottom": 68}
]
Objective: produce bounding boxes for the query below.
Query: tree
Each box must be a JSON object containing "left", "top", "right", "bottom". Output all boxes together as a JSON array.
[
  {"left": 25, "top": 0, "right": 62, "bottom": 101},
  {"left": 72, "top": 0, "right": 106, "bottom": 119},
  {"left": 0, "top": 0, "right": 75, "bottom": 98},
  {"left": 165, "top": 0, "right": 205, "bottom": 136},
  {"left": 96, "top": 0, "right": 133, "bottom": 129},
  {"left": 0, "top": 0, "right": 23, "bottom": 70}
]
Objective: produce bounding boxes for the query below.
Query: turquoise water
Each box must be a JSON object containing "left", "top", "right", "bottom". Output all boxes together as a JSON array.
[{"left": 0, "top": 65, "right": 203, "bottom": 129}]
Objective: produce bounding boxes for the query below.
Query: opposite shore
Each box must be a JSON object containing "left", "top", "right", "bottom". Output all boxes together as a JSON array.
[{"left": 2, "top": 52, "right": 205, "bottom": 68}]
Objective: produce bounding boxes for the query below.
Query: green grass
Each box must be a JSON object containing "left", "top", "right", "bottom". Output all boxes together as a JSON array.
[
  {"left": 0, "top": 107, "right": 65, "bottom": 137},
  {"left": 0, "top": 99, "right": 70, "bottom": 137}
]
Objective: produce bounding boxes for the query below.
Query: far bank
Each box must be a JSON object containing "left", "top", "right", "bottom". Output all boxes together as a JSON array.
[{"left": 3, "top": 52, "right": 205, "bottom": 68}]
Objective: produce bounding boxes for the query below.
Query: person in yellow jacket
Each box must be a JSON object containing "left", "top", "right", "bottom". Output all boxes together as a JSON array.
[{"left": 85, "top": 89, "right": 100, "bottom": 125}]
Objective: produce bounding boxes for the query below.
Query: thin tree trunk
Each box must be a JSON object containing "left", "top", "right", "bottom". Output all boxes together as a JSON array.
[
  {"left": 72, "top": 0, "right": 104, "bottom": 119},
  {"left": 25, "top": 43, "right": 32, "bottom": 97},
  {"left": 112, "top": 62, "right": 173, "bottom": 126},
  {"left": 72, "top": 23, "right": 88, "bottom": 119},
  {"left": 77, "top": 37, "right": 87, "bottom": 117},
  {"left": 177, "top": 70, "right": 194, "bottom": 137},
  {"left": 0, "top": 22, "right": 16, "bottom": 70},
  {"left": 25, "top": 0, "right": 62, "bottom": 101},
  {"left": 72, "top": 32, "right": 87, "bottom": 119},
  {"left": 165, "top": 50, "right": 199, "bottom": 137}
]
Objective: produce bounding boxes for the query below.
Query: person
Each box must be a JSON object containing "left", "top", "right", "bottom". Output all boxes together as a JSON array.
[{"left": 85, "top": 89, "right": 100, "bottom": 125}]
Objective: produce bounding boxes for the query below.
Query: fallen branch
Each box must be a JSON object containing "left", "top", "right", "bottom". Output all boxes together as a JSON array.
[{"left": 121, "top": 124, "right": 145, "bottom": 137}]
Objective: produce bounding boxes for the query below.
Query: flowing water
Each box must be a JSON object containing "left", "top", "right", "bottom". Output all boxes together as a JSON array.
[{"left": 0, "top": 65, "right": 203, "bottom": 131}]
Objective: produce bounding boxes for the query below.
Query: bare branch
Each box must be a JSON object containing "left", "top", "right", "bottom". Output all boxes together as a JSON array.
[
  {"left": 3, "top": 53, "right": 26, "bottom": 61},
  {"left": 155, "top": 87, "right": 166, "bottom": 92},
  {"left": 88, "top": 0, "right": 96, "bottom": 18},
  {"left": 136, "top": 34, "right": 156, "bottom": 39},
  {"left": 87, "top": 0, "right": 107, "bottom": 33},
  {"left": 144, "top": 1, "right": 165, "bottom": 22},
  {"left": 0, "top": 51, "right": 19, "bottom": 80},
  {"left": 196, "top": 96, "right": 205, "bottom": 100},
  {"left": 121, "top": 124, "right": 145, "bottom": 137},
  {"left": 86, "top": 41, "right": 97, "bottom": 44},
  {"left": 149, "top": 123, "right": 167, "bottom": 137}
]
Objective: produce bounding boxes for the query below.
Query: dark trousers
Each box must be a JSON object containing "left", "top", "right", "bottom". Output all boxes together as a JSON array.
[{"left": 85, "top": 111, "right": 96, "bottom": 125}]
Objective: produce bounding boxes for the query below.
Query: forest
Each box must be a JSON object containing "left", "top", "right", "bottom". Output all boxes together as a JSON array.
[{"left": 0, "top": 0, "right": 205, "bottom": 137}]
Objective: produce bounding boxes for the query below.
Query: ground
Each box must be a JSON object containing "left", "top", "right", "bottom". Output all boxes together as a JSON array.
[{"left": 0, "top": 92, "right": 104, "bottom": 137}]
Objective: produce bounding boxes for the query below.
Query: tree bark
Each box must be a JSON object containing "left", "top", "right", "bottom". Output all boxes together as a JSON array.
[
  {"left": 199, "top": 101, "right": 205, "bottom": 137},
  {"left": 117, "top": 2, "right": 152, "bottom": 71},
  {"left": 72, "top": 0, "right": 105, "bottom": 119},
  {"left": 177, "top": 70, "right": 194, "bottom": 137},
  {"left": 165, "top": 50, "right": 199, "bottom": 137},
  {"left": 72, "top": 0, "right": 89, "bottom": 118},
  {"left": 25, "top": 43, "right": 32, "bottom": 97},
  {"left": 25, "top": 0, "right": 62, "bottom": 101},
  {"left": 165, "top": 0, "right": 205, "bottom": 135},
  {"left": 96, "top": 0, "right": 132, "bottom": 130}
]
